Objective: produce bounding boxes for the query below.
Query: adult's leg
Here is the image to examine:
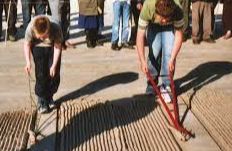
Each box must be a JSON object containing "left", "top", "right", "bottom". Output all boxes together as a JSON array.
[
  {"left": 111, "top": 1, "right": 121, "bottom": 44},
  {"left": 180, "top": 0, "right": 190, "bottom": 40},
  {"left": 21, "top": 0, "right": 32, "bottom": 31},
  {"left": 96, "top": 15, "right": 104, "bottom": 45},
  {"left": 4, "top": 0, "right": 18, "bottom": 39},
  {"left": 34, "top": 0, "right": 46, "bottom": 15},
  {"left": 192, "top": 2, "right": 202, "bottom": 43},
  {"left": 130, "top": 1, "right": 139, "bottom": 43},
  {"left": 202, "top": 2, "right": 213, "bottom": 40},
  {"left": 212, "top": 0, "right": 219, "bottom": 31},
  {"left": 47, "top": 0, "right": 60, "bottom": 22},
  {"left": 60, "top": 0, "right": 70, "bottom": 41},
  {"left": 131, "top": 1, "right": 139, "bottom": 31},
  {"left": 121, "top": 1, "right": 130, "bottom": 44},
  {"left": 222, "top": 1, "right": 232, "bottom": 33},
  {"left": 0, "top": 1, "right": 3, "bottom": 37},
  {"left": 85, "top": 28, "right": 98, "bottom": 48}
]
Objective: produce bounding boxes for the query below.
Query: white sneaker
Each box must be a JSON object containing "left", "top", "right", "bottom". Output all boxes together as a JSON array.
[
  {"left": 48, "top": 99, "right": 57, "bottom": 109},
  {"left": 38, "top": 105, "right": 49, "bottom": 114},
  {"left": 160, "top": 85, "right": 172, "bottom": 103}
]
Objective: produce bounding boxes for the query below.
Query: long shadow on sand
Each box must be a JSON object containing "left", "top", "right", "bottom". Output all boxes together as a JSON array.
[
  {"left": 56, "top": 71, "right": 139, "bottom": 105},
  {"left": 175, "top": 61, "right": 232, "bottom": 96}
]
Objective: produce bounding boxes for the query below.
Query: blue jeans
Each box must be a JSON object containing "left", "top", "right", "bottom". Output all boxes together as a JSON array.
[
  {"left": 147, "top": 24, "right": 174, "bottom": 86},
  {"left": 111, "top": 1, "right": 130, "bottom": 44},
  {"left": 21, "top": 0, "right": 46, "bottom": 31}
]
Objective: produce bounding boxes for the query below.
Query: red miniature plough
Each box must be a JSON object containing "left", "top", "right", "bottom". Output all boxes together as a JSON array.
[{"left": 146, "top": 71, "right": 194, "bottom": 141}]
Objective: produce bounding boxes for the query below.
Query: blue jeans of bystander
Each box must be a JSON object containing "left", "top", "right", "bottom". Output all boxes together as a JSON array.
[{"left": 111, "top": 1, "right": 130, "bottom": 44}]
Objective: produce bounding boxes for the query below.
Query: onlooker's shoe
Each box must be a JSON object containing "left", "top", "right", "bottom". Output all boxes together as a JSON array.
[
  {"left": 62, "top": 43, "right": 67, "bottom": 50},
  {"left": 203, "top": 38, "right": 215, "bottom": 43},
  {"left": 223, "top": 30, "right": 231, "bottom": 40},
  {"left": 97, "top": 34, "right": 106, "bottom": 40},
  {"left": 96, "top": 39, "right": 104, "bottom": 46},
  {"left": 0, "top": 36, "right": 3, "bottom": 42},
  {"left": 183, "top": 34, "right": 190, "bottom": 42},
  {"left": 160, "top": 85, "right": 172, "bottom": 103},
  {"left": 192, "top": 39, "right": 200, "bottom": 45},
  {"left": 87, "top": 40, "right": 96, "bottom": 48},
  {"left": 8, "top": 35, "right": 16, "bottom": 41},
  {"left": 19, "top": 24, "right": 24, "bottom": 28},
  {"left": 121, "top": 42, "right": 134, "bottom": 49},
  {"left": 183, "top": 36, "right": 187, "bottom": 42},
  {"left": 111, "top": 43, "right": 121, "bottom": 51}
]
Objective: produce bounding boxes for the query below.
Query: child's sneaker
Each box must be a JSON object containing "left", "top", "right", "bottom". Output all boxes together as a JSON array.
[
  {"left": 37, "top": 96, "right": 49, "bottom": 114},
  {"left": 160, "top": 85, "right": 172, "bottom": 103},
  {"left": 48, "top": 99, "right": 57, "bottom": 109},
  {"left": 145, "top": 84, "right": 156, "bottom": 96},
  {"left": 38, "top": 105, "right": 49, "bottom": 114}
]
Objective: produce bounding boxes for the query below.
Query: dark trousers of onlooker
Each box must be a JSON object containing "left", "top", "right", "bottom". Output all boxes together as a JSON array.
[
  {"left": 222, "top": 0, "right": 232, "bottom": 33},
  {"left": 48, "top": 0, "right": 70, "bottom": 42},
  {"left": 85, "top": 28, "right": 98, "bottom": 47},
  {"left": 192, "top": 2, "right": 214, "bottom": 41},
  {"left": 212, "top": 0, "right": 219, "bottom": 31},
  {"left": 0, "top": 0, "right": 17, "bottom": 37},
  {"left": 21, "top": 0, "right": 46, "bottom": 31},
  {"left": 180, "top": 0, "right": 190, "bottom": 39},
  {"left": 131, "top": 1, "right": 139, "bottom": 32},
  {"left": 130, "top": 1, "right": 140, "bottom": 44},
  {"left": 60, "top": 0, "right": 70, "bottom": 41},
  {"left": 32, "top": 46, "right": 61, "bottom": 101}
]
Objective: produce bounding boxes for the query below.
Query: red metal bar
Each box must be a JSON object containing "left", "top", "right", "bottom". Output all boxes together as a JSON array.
[
  {"left": 146, "top": 71, "right": 180, "bottom": 129},
  {"left": 146, "top": 71, "right": 192, "bottom": 136},
  {"left": 169, "top": 73, "right": 180, "bottom": 123}
]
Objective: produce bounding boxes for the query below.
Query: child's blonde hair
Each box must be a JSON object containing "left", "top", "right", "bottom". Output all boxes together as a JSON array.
[{"left": 33, "top": 16, "right": 51, "bottom": 36}]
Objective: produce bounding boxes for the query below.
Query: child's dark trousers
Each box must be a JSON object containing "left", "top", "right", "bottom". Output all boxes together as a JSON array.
[{"left": 32, "top": 46, "right": 61, "bottom": 101}]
